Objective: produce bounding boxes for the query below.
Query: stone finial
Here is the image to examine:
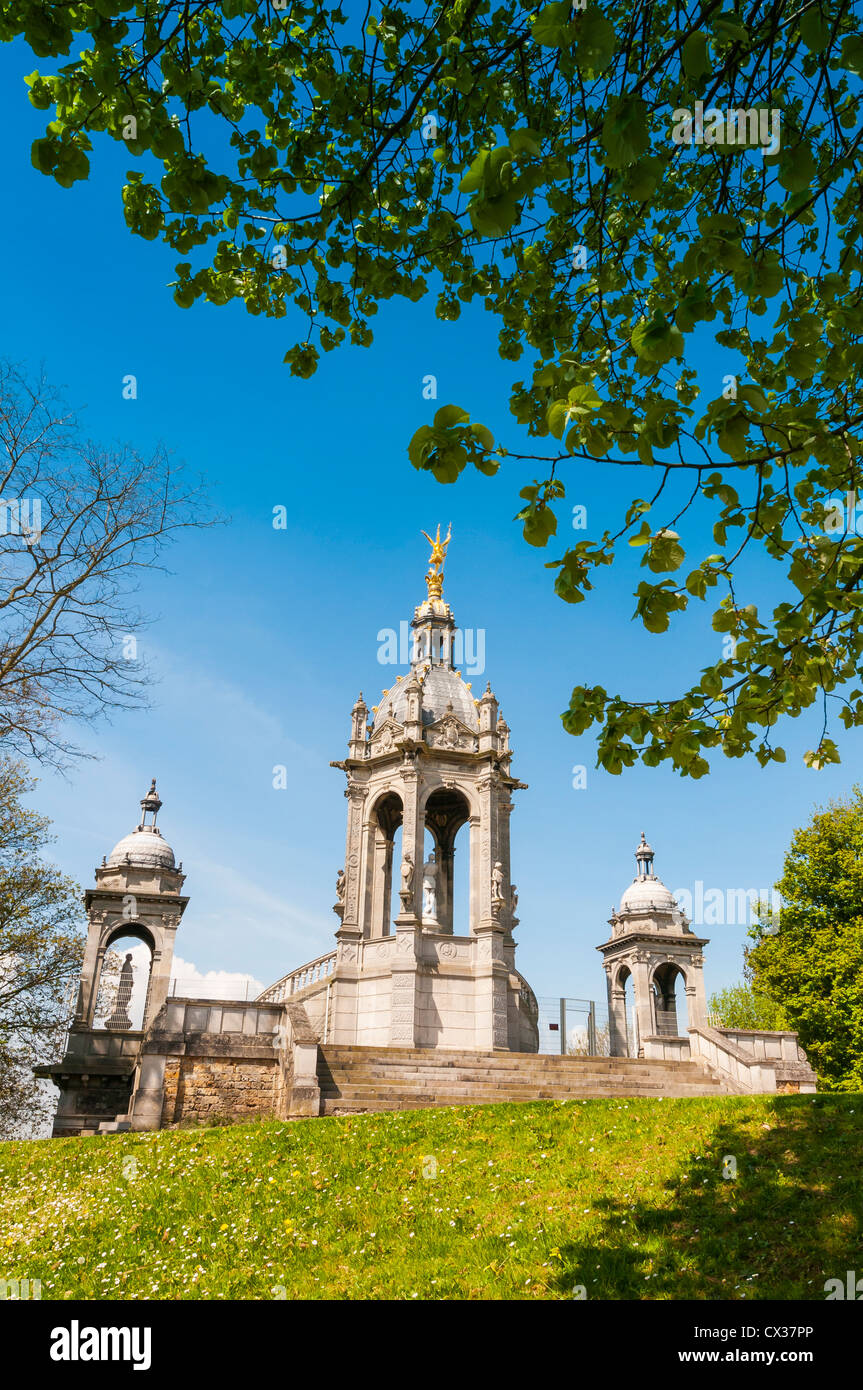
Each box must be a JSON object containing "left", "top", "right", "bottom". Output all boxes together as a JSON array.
[{"left": 138, "top": 777, "right": 162, "bottom": 828}]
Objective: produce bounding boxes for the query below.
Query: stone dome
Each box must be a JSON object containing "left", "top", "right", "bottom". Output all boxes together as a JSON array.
[
  {"left": 375, "top": 663, "right": 479, "bottom": 730},
  {"left": 107, "top": 825, "right": 176, "bottom": 870},
  {"left": 619, "top": 875, "right": 676, "bottom": 913}
]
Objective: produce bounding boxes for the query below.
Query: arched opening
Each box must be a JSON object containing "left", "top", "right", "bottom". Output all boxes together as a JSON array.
[
  {"left": 423, "top": 787, "right": 471, "bottom": 934},
  {"left": 368, "top": 791, "right": 402, "bottom": 938},
  {"left": 618, "top": 966, "right": 638, "bottom": 1057},
  {"left": 652, "top": 962, "right": 689, "bottom": 1037},
  {"left": 93, "top": 929, "right": 154, "bottom": 1032}
]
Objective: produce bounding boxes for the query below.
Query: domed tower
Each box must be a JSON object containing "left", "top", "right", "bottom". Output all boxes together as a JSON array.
[
  {"left": 73, "top": 779, "right": 188, "bottom": 1032},
  {"left": 42, "top": 781, "right": 189, "bottom": 1135},
  {"left": 598, "top": 833, "right": 709, "bottom": 1057},
  {"left": 328, "top": 528, "right": 537, "bottom": 1052}
]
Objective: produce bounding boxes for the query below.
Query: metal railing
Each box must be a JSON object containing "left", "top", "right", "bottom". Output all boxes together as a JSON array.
[
  {"left": 168, "top": 977, "right": 261, "bottom": 1002},
  {"left": 256, "top": 949, "right": 337, "bottom": 1004}
]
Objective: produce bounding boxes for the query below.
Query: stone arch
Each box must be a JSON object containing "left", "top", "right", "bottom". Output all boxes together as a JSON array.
[
  {"left": 614, "top": 964, "right": 638, "bottom": 1057},
  {"left": 650, "top": 960, "right": 689, "bottom": 1037},
  {"left": 93, "top": 922, "right": 156, "bottom": 1032},
  {"left": 362, "top": 789, "right": 404, "bottom": 938},
  {"left": 422, "top": 786, "right": 471, "bottom": 934},
  {"left": 417, "top": 777, "right": 480, "bottom": 821}
]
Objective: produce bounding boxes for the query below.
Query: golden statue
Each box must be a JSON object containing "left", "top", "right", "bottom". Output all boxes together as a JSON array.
[{"left": 421, "top": 523, "right": 452, "bottom": 576}]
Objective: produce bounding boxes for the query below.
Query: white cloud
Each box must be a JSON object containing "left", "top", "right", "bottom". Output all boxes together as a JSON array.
[{"left": 167, "top": 954, "right": 265, "bottom": 1002}]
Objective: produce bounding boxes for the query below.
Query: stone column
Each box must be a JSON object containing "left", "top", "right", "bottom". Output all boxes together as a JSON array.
[
  {"left": 142, "top": 919, "right": 180, "bottom": 1029},
  {"left": 606, "top": 965, "right": 628, "bottom": 1057},
  {"left": 73, "top": 914, "right": 108, "bottom": 1027},
  {"left": 473, "top": 923, "right": 510, "bottom": 1050},
  {"left": 440, "top": 841, "right": 455, "bottom": 935},
  {"left": 369, "top": 830, "right": 391, "bottom": 939},
  {"left": 687, "top": 954, "right": 707, "bottom": 1028},
  {"left": 398, "top": 758, "right": 422, "bottom": 925},
  {"left": 381, "top": 838, "right": 395, "bottom": 938},
  {"left": 631, "top": 955, "right": 653, "bottom": 1055},
  {"left": 468, "top": 815, "right": 480, "bottom": 934},
  {"left": 331, "top": 782, "right": 367, "bottom": 1044},
  {"left": 340, "top": 783, "right": 368, "bottom": 936},
  {"left": 390, "top": 923, "right": 420, "bottom": 1047}
]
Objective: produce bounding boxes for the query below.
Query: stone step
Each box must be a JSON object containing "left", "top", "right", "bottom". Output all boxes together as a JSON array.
[
  {"left": 319, "top": 1045, "right": 704, "bottom": 1067},
  {"left": 316, "top": 1073, "right": 711, "bottom": 1095},
  {"left": 318, "top": 1077, "right": 723, "bottom": 1099},
  {"left": 321, "top": 1075, "right": 724, "bottom": 1099},
  {"left": 318, "top": 1055, "right": 706, "bottom": 1076},
  {"left": 313, "top": 1044, "right": 732, "bottom": 1114},
  {"left": 320, "top": 1085, "right": 724, "bottom": 1114},
  {"left": 318, "top": 1061, "right": 708, "bottom": 1082}
]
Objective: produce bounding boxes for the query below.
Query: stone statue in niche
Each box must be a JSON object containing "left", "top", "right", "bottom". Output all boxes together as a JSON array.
[
  {"left": 491, "top": 860, "right": 505, "bottom": 901},
  {"left": 443, "top": 718, "right": 459, "bottom": 748},
  {"left": 422, "top": 851, "right": 439, "bottom": 924},
  {"left": 399, "top": 852, "right": 414, "bottom": 911},
  {"left": 105, "top": 952, "right": 134, "bottom": 1031}
]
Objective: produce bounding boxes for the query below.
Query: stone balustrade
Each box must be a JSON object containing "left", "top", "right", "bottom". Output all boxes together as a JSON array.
[{"left": 256, "top": 950, "right": 337, "bottom": 1003}]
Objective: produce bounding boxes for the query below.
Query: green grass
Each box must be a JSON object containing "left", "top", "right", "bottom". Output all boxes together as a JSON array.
[{"left": 1, "top": 1094, "right": 862, "bottom": 1300}]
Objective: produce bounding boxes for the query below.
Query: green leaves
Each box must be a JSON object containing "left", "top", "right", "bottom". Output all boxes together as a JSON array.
[
  {"left": 601, "top": 95, "right": 649, "bottom": 168},
  {"left": 8, "top": 0, "right": 863, "bottom": 780},
  {"left": 459, "top": 144, "right": 521, "bottom": 237},
  {"left": 514, "top": 480, "right": 565, "bottom": 546},
  {"left": 283, "top": 343, "right": 319, "bottom": 378},
  {"left": 634, "top": 579, "right": 687, "bottom": 631},
  {"left": 747, "top": 789, "right": 863, "bottom": 1090},
  {"left": 30, "top": 134, "right": 89, "bottom": 187},
  {"left": 681, "top": 32, "right": 711, "bottom": 80},
  {"left": 572, "top": 8, "right": 617, "bottom": 75},
  {"left": 630, "top": 313, "right": 684, "bottom": 365},
  {"left": 530, "top": 2, "right": 574, "bottom": 48},
  {"left": 408, "top": 406, "right": 499, "bottom": 484},
  {"left": 799, "top": 8, "right": 830, "bottom": 55},
  {"left": 643, "top": 530, "right": 685, "bottom": 574}
]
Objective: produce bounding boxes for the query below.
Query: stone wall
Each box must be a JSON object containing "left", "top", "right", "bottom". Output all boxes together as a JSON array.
[{"left": 161, "top": 1054, "right": 281, "bottom": 1128}]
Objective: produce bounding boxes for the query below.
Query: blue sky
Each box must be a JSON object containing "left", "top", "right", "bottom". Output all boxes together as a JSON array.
[{"left": 1, "top": 40, "right": 859, "bottom": 1011}]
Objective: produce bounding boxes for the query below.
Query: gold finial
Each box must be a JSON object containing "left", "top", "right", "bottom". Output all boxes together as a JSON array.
[{"left": 421, "top": 522, "right": 452, "bottom": 600}]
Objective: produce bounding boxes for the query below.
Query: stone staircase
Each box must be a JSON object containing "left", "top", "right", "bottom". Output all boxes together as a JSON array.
[{"left": 316, "top": 1045, "right": 732, "bottom": 1114}]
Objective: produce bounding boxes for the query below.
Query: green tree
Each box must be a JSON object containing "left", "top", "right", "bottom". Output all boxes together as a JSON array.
[
  {"left": 708, "top": 981, "right": 787, "bottom": 1031},
  {"left": 0, "top": 760, "right": 85, "bottom": 1138},
  {"left": 748, "top": 787, "right": 863, "bottom": 1091},
  {"left": 3, "top": 2, "right": 863, "bottom": 774}
]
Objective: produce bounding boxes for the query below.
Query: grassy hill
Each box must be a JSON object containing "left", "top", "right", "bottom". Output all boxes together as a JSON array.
[{"left": 2, "top": 1094, "right": 861, "bottom": 1300}]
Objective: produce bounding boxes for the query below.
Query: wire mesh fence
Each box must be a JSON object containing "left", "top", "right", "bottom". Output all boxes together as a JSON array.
[{"left": 535, "top": 996, "right": 612, "bottom": 1056}]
